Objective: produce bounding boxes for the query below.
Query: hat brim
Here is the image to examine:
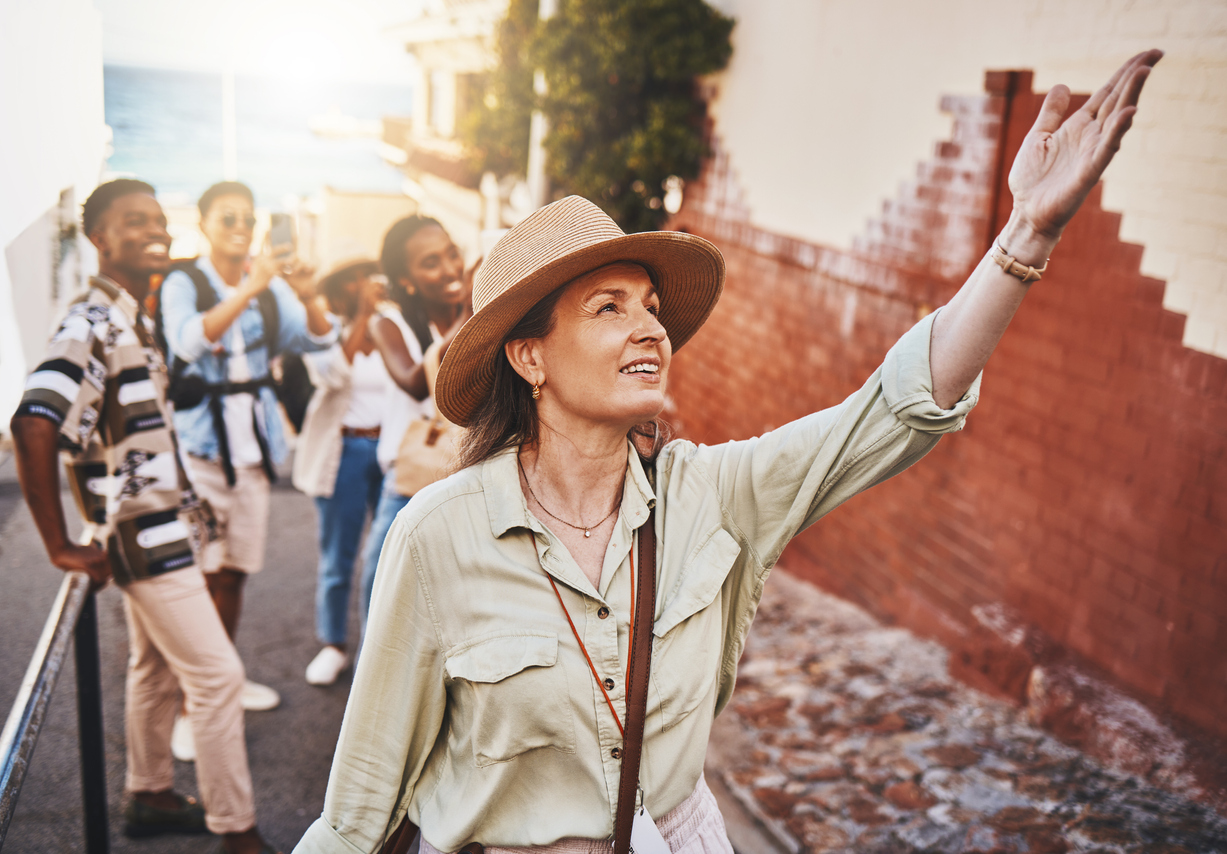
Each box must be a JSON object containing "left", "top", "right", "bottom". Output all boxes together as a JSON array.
[{"left": 436, "top": 230, "right": 725, "bottom": 427}]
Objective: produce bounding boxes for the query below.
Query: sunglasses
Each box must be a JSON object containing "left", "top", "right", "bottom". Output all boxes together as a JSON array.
[{"left": 221, "top": 213, "right": 258, "bottom": 229}]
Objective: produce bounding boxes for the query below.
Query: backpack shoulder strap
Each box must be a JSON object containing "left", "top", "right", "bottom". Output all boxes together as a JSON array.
[
  {"left": 254, "top": 288, "right": 280, "bottom": 358},
  {"left": 181, "top": 260, "right": 219, "bottom": 313},
  {"left": 154, "top": 258, "right": 216, "bottom": 366}
]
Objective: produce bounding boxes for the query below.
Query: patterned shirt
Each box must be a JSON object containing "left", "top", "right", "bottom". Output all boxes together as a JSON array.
[{"left": 16, "top": 276, "right": 212, "bottom": 586}]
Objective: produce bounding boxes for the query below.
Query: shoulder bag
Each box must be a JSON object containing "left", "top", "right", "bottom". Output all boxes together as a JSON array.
[{"left": 394, "top": 340, "right": 462, "bottom": 496}]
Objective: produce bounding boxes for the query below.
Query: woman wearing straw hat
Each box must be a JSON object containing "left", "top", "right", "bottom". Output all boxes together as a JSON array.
[{"left": 296, "top": 50, "right": 1160, "bottom": 854}]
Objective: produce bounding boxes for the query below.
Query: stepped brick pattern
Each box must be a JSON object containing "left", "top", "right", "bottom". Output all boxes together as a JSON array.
[{"left": 666, "top": 72, "right": 1227, "bottom": 741}]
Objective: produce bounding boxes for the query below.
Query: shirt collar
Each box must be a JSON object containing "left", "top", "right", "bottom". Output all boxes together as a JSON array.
[
  {"left": 90, "top": 275, "right": 140, "bottom": 321},
  {"left": 483, "top": 441, "right": 657, "bottom": 539}
]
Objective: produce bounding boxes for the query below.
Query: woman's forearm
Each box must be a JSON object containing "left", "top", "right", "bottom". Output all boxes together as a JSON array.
[
  {"left": 929, "top": 213, "right": 1060, "bottom": 410},
  {"left": 369, "top": 315, "right": 430, "bottom": 400},
  {"left": 341, "top": 312, "right": 372, "bottom": 364}
]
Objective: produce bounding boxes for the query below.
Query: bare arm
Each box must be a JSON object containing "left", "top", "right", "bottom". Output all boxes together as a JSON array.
[
  {"left": 9, "top": 415, "right": 111, "bottom": 587},
  {"left": 929, "top": 50, "right": 1162, "bottom": 409},
  {"left": 340, "top": 278, "right": 384, "bottom": 364},
  {"left": 369, "top": 314, "right": 430, "bottom": 400},
  {"left": 374, "top": 258, "right": 479, "bottom": 399}
]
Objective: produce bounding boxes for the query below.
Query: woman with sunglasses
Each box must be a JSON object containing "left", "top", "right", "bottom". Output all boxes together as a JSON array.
[{"left": 160, "top": 181, "right": 337, "bottom": 758}]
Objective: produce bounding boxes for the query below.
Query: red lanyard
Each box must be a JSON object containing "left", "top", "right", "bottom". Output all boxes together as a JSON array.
[{"left": 547, "top": 536, "right": 636, "bottom": 737}]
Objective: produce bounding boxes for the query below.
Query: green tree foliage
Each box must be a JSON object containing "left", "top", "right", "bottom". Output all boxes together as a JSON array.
[
  {"left": 460, "top": 0, "right": 539, "bottom": 177},
  {"left": 462, "top": 0, "right": 733, "bottom": 232}
]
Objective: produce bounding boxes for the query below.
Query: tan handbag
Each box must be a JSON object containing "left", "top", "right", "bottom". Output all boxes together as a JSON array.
[{"left": 394, "top": 341, "right": 462, "bottom": 496}]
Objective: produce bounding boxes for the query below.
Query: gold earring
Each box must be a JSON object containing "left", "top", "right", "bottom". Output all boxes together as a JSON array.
[{"left": 531, "top": 383, "right": 541, "bottom": 401}]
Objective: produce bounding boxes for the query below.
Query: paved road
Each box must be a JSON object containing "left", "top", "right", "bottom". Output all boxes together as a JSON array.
[{"left": 1, "top": 454, "right": 350, "bottom": 853}]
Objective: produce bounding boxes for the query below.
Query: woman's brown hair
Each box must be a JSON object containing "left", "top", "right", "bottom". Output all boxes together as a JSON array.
[{"left": 453, "top": 269, "right": 669, "bottom": 472}]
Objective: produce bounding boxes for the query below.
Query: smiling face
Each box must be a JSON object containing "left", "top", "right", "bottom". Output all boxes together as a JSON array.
[
  {"left": 88, "top": 192, "right": 171, "bottom": 286},
  {"left": 200, "top": 192, "right": 256, "bottom": 261},
  {"left": 511, "top": 262, "right": 671, "bottom": 433},
  {"left": 401, "top": 224, "right": 465, "bottom": 307}
]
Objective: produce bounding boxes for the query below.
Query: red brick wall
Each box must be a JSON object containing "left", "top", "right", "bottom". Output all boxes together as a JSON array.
[{"left": 666, "top": 73, "right": 1227, "bottom": 739}]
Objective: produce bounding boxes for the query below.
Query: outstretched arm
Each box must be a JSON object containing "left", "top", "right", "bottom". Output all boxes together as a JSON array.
[{"left": 929, "top": 49, "right": 1162, "bottom": 409}]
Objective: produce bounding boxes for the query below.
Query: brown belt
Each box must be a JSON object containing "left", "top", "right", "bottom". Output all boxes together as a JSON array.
[{"left": 341, "top": 426, "right": 381, "bottom": 440}]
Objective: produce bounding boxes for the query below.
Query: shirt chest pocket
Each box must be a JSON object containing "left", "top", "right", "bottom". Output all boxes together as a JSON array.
[
  {"left": 445, "top": 631, "right": 576, "bottom": 767},
  {"left": 651, "top": 527, "right": 742, "bottom": 730}
]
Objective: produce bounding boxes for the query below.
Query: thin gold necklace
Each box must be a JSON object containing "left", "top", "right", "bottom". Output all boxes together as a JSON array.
[{"left": 518, "top": 455, "right": 620, "bottom": 538}]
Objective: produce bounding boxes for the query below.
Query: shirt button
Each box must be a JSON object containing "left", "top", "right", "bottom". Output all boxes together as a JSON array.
[
  {"left": 611, "top": 747, "right": 622, "bottom": 760},
  {"left": 603, "top": 678, "right": 615, "bottom": 690},
  {"left": 597, "top": 607, "right": 610, "bottom": 619}
]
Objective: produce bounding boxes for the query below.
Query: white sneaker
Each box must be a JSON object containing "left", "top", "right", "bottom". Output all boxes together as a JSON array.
[
  {"left": 305, "top": 646, "right": 349, "bottom": 686},
  {"left": 241, "top": 679, "right": 281, "bottom": 711},
  {"left": 171, "top": 714, "right": 196, "bottom": 762}
]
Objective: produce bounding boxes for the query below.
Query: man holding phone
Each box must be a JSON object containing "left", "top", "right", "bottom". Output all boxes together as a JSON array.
[{"left": 160, "top": 181, "right": 336, "bottom": 752}]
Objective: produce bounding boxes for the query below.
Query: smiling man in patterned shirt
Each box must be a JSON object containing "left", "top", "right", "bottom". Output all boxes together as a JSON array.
[{"left": 10, "top": 179, "right": 279, "bottom": 854}]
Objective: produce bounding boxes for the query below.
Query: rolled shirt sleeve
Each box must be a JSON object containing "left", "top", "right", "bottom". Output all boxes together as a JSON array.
[
  {"left": 269, "top": 279, "right": 338, "bottom": 353},
  {"left": 160, "top": 269, "right": 212, "bottom": 364},
  {"left": 15, "top": 307, "right": 105, "bottom": 453}
]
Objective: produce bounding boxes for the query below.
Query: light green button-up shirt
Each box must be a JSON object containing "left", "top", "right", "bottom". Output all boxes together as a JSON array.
[{"left": 295, "top": 312, "right": 979, "bottom": 853}]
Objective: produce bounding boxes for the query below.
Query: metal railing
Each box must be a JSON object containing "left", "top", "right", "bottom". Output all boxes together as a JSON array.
[{"left": 0, "top": 572, "right": 109, "bottom": 852}]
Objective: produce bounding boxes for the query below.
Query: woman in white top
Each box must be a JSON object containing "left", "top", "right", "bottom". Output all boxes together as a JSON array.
[
  {"left": 358, "top": 217, "right": 472, "bottom": 639},
  {"left": 292, "top": 259, "right": 392, "bottom": 685}
]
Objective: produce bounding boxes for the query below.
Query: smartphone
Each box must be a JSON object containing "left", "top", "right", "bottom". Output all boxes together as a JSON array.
[{"left": 268, "top": 213, "right": 295, "bottom": 260}]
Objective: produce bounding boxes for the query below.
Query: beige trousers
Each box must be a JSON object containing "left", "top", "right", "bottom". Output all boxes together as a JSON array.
[
  {"left": 420, "top": 774, "right": 733, "bottom": 854},
  {"left": 122, "top": 567, "right": 256, "bottom": 835}
]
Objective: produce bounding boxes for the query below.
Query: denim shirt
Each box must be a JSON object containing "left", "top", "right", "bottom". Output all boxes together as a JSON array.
[{"left": 161, "top": 256, "right": 337, "bottom": 464}]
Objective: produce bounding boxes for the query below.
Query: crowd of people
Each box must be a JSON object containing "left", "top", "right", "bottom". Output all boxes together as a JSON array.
[
  {"left": 8, "top": 48, "right": 1159, "bottom": 854},
  {"left": 10, "top": 175, "right": 474, "bottom": 854}
]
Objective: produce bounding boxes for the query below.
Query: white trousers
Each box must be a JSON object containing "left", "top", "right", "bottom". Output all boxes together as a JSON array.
[{"left": 123, "top": 567, "right": 256, "bottom": 834}]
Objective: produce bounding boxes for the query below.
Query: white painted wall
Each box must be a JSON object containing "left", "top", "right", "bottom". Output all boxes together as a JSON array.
[
  {"left": 704, "top": 0, "right": 1227, "bottom": 357},
  {"left": 0, "top": 0, "right": 108, "bottom": 431}
]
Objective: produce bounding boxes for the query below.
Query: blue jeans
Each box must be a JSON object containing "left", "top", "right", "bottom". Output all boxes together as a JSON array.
[
  {"left": 313, "top": 436, "right": 383, "bottom": 647},
  {"left": 358, "top": 469, "right": 411, "bottom": 638}
]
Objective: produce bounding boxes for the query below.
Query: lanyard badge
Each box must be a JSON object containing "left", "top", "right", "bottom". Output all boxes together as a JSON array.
[
  {"left": 629, "top": 803, "right": 671, "bottom": 854},
  {"left": 546, "top": 536, "right": 671, "bottom": 853}
]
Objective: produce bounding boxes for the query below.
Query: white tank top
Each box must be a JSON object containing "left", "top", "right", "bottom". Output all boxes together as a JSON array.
[{"left": 376, "top": 306, "right": 433, "bottom": 471}]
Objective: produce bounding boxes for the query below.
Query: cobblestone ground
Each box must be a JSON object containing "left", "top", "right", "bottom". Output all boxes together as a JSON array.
[{"left": 712, "top": 572, "right": 1227, "bottom": 854}]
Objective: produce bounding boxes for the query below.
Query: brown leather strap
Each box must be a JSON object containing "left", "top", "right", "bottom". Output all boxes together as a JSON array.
[
  {"left": 378, "top": 817, "right": 485, "bottom": 854},
  {"left": 382, "top": 512, "right": 658, "bottom": 854},
  {"left": 378, "top": 816, "right": 418, "bottom": 854},
  {"left": 614, "top": 509, "right": 657, "bottom": 854}
]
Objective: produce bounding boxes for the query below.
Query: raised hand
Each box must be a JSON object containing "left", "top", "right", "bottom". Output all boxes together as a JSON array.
[
  {"left": 929, "top": 50, "right": 1163, "bottom": 410},
  {"left": 1008, "top": 49, "right": 1162, "bottom": 245},
  {"left": 281, "top": 258, "right": 319, "bottom": 302}
]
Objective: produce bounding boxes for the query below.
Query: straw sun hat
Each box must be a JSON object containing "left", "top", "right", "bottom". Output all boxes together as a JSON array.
[{"left": 435, "top": 195, "right": 726, "bottom": 427}]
